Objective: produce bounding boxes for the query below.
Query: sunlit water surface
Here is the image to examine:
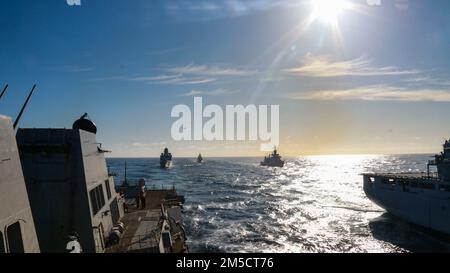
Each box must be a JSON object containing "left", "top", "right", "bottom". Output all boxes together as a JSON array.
[{"left": 107, "top": 155, "right": 450, "bottom": 253}]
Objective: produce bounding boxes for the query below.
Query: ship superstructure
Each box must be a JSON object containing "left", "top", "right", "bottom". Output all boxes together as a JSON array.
[
  {"left": 16, "top": 114, "right": 124, "bottom": 252},
  {"left": 0, "top": 115, "right": 40, "bottom": 253},
  {"left": 160, "top": 147, "right": 173, "bottom": 168},
  {"left": 197, "top": 153, "right": 203, "bottom": 163},
  {"left": 261, "top": 148, "right": 285, "bottom": 167},
  {"left": 363, "top": 139, "right": 450, "bottom": 235}
]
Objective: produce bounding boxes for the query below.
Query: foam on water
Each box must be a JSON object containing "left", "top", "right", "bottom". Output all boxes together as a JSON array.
[{"left": 107, "top": 154, "right": 450, "bottom": 253}]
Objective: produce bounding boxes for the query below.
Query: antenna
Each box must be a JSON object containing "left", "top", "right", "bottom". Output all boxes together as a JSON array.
[
  {"left": 125, "top": 161, "right": 127, "bottom": 183},
  {"left": 0, "top": 84, "right": 8, "bottom": 100},
  {"left": 13, "top": 84, "right": 36, "bottom": 130}
]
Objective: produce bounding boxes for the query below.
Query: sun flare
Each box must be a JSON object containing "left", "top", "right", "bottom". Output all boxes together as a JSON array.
[{"left": 311, "top": 0, "right": 351, "bottom": 24}]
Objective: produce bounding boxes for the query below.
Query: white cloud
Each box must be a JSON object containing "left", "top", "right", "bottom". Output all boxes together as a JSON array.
[
  {"left": 286, "top": 56, "right": 420, "bottom": 77},
  {"left": 182, "top": 90, "right": 204, "bottom": 96},
  {"left": 164, "top": 0, "right": 302, "bottom": 19},
  {"left": 129, "top": 64, "right": 256, "bottom": 85},
  {"left": 95, "top": 63, "right": 257, "bottom": 85},
  {"left": 130, "top": 142, "right": 167, "bottom": 148},
  {"left": 131, "top": 74, "right": 216, "bottom": 85},
  {"left": 131, "top": 74, "right": 181, "bottom": 81},
  {"left": 366, "top": 0, "right": 381, "bottom": 6},
  {"left": 288, "top": 85, "right": 450, "bottom": 102},
  {"left": 167, "top": 64, "right": 257, "bottom": 77},
  {"left": 181, "top": 88, "right": 237, "bottom": 96},
  {"left": 403, "top": 75, "right": 450, "bottom": 87}
]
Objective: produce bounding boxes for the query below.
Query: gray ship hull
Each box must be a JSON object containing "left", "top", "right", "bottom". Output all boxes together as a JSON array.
[
  {"left": 160, "top": 160, "right": 172, "bottom": 169},
  {"left": 363, "top": 174, "right": 450, "bottom": 235}
]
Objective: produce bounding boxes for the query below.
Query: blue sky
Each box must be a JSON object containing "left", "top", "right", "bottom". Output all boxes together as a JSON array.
[{"left": 1, "top": 0, "right": 450, "bottom": 157}]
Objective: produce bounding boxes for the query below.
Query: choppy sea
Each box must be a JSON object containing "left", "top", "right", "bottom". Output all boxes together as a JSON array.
[{"left": 107, "top": 154, "right": 450, "bottom": 253}]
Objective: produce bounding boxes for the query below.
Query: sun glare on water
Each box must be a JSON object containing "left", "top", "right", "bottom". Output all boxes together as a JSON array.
[{"left": 310, "top": 0, "right": 352, "bottom": 25}]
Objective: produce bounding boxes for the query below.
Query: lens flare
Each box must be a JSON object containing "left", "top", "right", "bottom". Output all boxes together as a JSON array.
[{"left": 311, "top": 0, "right": 352, "bottom": 24}]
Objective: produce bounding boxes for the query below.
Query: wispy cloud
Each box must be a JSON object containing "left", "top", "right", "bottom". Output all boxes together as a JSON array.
[
  {"left": 164, "top": 0, "right": 302, "bottom": 20},
  {"left": 131, "top": 142, "right": 167, "bottom": 148},
  {"left": 166, "top": 64, "right": 258, "bottom": 77},
  {"left": 288, "top": 85, "right": 450, "bottom": 102},
  {"left": 182, "top": 90, "right": 204, "bottom": 96},
  {"left": 128, "top": 64, "right": 257, "bottom": 85},
  {"left": 403, "top": 75, "right": 450, "bottom": 87},
  {"left": 286, "top": 56, "right": 420, "bottom": 77},
  {"left": 181, "top": 88, "right": 237, "bottom": 97},
  {"left": 367, "top": 0, "right": 382, "bottom": 6},
  {"left": 131, "top": 74, "right": 216, "bottom": 85}
]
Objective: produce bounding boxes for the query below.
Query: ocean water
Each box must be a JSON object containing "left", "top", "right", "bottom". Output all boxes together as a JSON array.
[{"left": 107, "top": 154, "right": 450, "bottom": 253}]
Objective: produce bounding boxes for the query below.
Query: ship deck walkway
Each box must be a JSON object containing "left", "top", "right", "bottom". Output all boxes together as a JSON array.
[
  {"left": 362, "top": 172, "right": 439, "bottom": 180},
  {"left": 106, "top": 189, "right": 176, "bottom": 253}
]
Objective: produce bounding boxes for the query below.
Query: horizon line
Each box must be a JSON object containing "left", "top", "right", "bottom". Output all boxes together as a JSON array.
[{"left": 105, "top": 152, "right": 437, "bottom": 159}]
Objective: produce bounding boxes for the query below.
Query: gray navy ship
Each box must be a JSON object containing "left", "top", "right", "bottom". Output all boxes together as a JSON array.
[
  {"left": 160, "top": 147, "right": 173, "bottom": 168},
  {"left": 1, "top": 84, "right": 188, "bottom": 253},
  {"left": 197, "top": 153, "right": 203, "bottom": 163},
  {"left": 261, "top": 148, "right": 285, "bottom": 167},
  {"left": 363, "top": 139, "right": 450, "bottom": 235}
]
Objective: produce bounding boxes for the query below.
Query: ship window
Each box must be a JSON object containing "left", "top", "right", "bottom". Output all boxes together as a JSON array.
[
  {"left": 6, "top": 222, "right": 24, "bottom": 253},
  {"left": 90, "top": 190, "right": 98, "bottom": 215},
  {"left": 0, "top": 231, "right": 5, "bottom": 253},
  {"left": 98, "top": 185, "right": 105, "bottom": 208},
  {"left": 90, "top": 184, "right": 106, "bottom": 216},
  {"left": 105, "top": 179, "right": 112, "bottom": 200}
]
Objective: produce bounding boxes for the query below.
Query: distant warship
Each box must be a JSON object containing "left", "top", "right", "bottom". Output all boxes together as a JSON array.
[
  {"left": 160, "top": 148, "right": 173, "bottom": 168},
  {"left": 197, "top": 153, "right": 203, "bottom": 163},
  {"left": 261, "top": 148, "right": 284, "bottom": 167},
  {"left": 363, "top": 139, "right": 450, "bottom": 235}
]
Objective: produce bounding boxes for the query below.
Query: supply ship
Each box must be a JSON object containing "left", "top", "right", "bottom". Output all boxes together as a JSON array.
[{"left": 363, "top": 139, "right": 450, "bottom": 235}]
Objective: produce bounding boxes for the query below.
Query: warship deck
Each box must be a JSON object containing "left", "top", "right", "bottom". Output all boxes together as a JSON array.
[
  {"left": 106, "top": 189, "right": 187, "bottom": 253},
  {"left": 361, "top": 172, "right": 450, "bottom": 189},
  {"left": 362, "top": 172, "right": 438, "bottom": 180}
]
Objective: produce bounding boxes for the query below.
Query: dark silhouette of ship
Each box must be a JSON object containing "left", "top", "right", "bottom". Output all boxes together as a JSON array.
[
  {"left": 160, "top": 147, "right": 173, "bottom": 168},
  {"left": 197, "top": 153, "right": 203, "bottom": 163},
  {"left": 261, "top": 148, "right": 284, "bottom": 167}
]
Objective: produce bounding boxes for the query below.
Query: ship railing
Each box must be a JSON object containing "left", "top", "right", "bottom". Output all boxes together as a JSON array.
[
  {"left": 118, "top": 183, "right": 175, "bottom": 190},
  {"left": 107, "top": 229, "right": 161, "bottom": 253}
]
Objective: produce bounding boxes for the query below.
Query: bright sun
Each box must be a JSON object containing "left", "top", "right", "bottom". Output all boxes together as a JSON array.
[{"left": 311, "top": 0, "right": 351, "bottom": 24}]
